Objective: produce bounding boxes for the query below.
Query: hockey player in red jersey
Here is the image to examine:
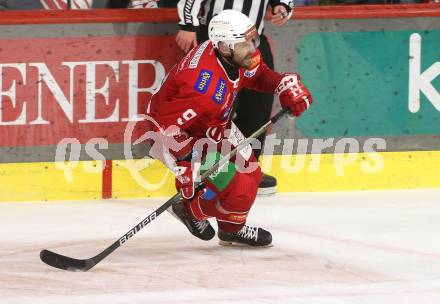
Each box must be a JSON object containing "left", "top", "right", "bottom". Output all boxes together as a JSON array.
[{"left": 146, "top": 9, "right": 312, "bottom": 246}]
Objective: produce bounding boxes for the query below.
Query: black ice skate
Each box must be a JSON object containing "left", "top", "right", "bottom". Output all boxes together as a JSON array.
[
  {"left": 257, "top": 173, "right": 277, "bottom": 196},
  {"left": 218, "top": 225, "right": 272, "bottom": 247},
  {"left": 168, "top": 202, "right": 215, "bottom": 241}
]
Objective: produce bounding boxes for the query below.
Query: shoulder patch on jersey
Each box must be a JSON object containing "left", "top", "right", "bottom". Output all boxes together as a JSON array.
[
  {"left": 244, "top": 66, "right": 259, "bottom": 78},
  {"left": 194, "top": 69, "right": 213, "bottom": 94},
  {"left": 211, "top": 78, "right": 227, "bottom": 104},
  {"left": 189, "top": 41, "right": 210, "bottom": 69}
]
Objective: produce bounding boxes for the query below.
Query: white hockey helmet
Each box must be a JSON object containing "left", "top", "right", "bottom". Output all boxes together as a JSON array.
[{"left": 208, "top": 9, "right": 259, "bottom": 50}]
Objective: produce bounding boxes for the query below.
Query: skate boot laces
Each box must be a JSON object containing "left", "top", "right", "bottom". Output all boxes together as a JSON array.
[
  {"left": 194, "top": 219, "right": 210, "bottom": 233},
  {"left": 237, "top": 225, "right": 258, "bottom": 241}
]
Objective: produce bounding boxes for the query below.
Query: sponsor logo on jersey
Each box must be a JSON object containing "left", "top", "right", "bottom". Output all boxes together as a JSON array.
[
  {"left": 244, "top": 66, "right": 258, "bottom": 78},
  {"left": 212, "top": 78, "right": 227, "bottom": 104},
  {"left": 189, "top": 41, "right": 209, "bottom": 69},
  {"left": 194, "top": 69, "right": 213, "bottom": 94}
]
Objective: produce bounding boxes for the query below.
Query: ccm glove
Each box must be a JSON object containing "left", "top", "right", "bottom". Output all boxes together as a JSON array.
[{"left": 275, "top": 73, "right": 313, "bottom": 117}]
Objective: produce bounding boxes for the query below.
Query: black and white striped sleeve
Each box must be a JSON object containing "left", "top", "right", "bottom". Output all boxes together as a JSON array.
[{"left": 177, "top": 0, "right": 204, "bottom": 32}]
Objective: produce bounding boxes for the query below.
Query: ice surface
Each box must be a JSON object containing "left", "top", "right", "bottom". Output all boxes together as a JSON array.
[{"left": 1, "top": 189, "right": 440, "bottom": 304}]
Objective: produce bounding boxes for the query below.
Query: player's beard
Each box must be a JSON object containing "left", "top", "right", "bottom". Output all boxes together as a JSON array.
[
  {"left": 232, "top": 47, "right": 257, "bottom": 69},
  {"left": 228, "top": 52, "right": 253, "bottom": 69},
  {"left": 239, "top": 55, "right": 253, "bottom": 69},
  {"left": 220, "top": 52, "right": 240, "bottom": 69},
  {"left": 217, "top": 49, "right": 253, "bottom": 71}
]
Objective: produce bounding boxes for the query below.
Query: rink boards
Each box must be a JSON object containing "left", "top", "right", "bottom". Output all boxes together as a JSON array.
[
  {"left": 0, "top": 6, "right": 439, "bottom": 202},
  {"left": 0, "top": 151, "right": 439, "bottom": 202}
]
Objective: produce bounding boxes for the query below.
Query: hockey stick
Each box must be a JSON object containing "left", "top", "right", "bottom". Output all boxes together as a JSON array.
[{"left": 40, "top": 108, "right": 289, "bottom": 272}]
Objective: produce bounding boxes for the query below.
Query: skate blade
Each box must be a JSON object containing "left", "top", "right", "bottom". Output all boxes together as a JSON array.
[
  {"left": 218, "top": 240, "right": 274, "bottom": 248},
  {"left": 257, "top": 186, "right": 277, "bottom": 196}
]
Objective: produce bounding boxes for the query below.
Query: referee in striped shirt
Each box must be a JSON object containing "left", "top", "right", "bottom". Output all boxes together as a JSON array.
[{"left": 176, "top": 0, "right": 294, "bottom": 195}]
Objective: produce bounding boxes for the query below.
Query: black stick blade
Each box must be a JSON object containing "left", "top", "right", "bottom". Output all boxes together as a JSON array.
[{"left": 40, "top": 249, "right": 95, "bottom": 272}]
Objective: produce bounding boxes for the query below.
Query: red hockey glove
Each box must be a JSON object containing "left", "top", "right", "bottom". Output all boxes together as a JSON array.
[
  {"left": 175, "top": 161, "right": 196, "bottom": 200},
  {"left": 275, "top": 73, "right": 313, "bottom": 117}
]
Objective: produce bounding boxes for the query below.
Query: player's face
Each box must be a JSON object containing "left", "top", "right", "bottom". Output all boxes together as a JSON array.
[
  {"left": 231, "top": 28, "right": 260, "bottom": 69},
  {"left": 232, "top": 40, "right": 257, "bottom": 69}
]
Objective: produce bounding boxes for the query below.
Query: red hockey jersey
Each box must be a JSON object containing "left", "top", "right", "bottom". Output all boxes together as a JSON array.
[{"left": 146, "top": 41, "right": 283, "bottom": 159}]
